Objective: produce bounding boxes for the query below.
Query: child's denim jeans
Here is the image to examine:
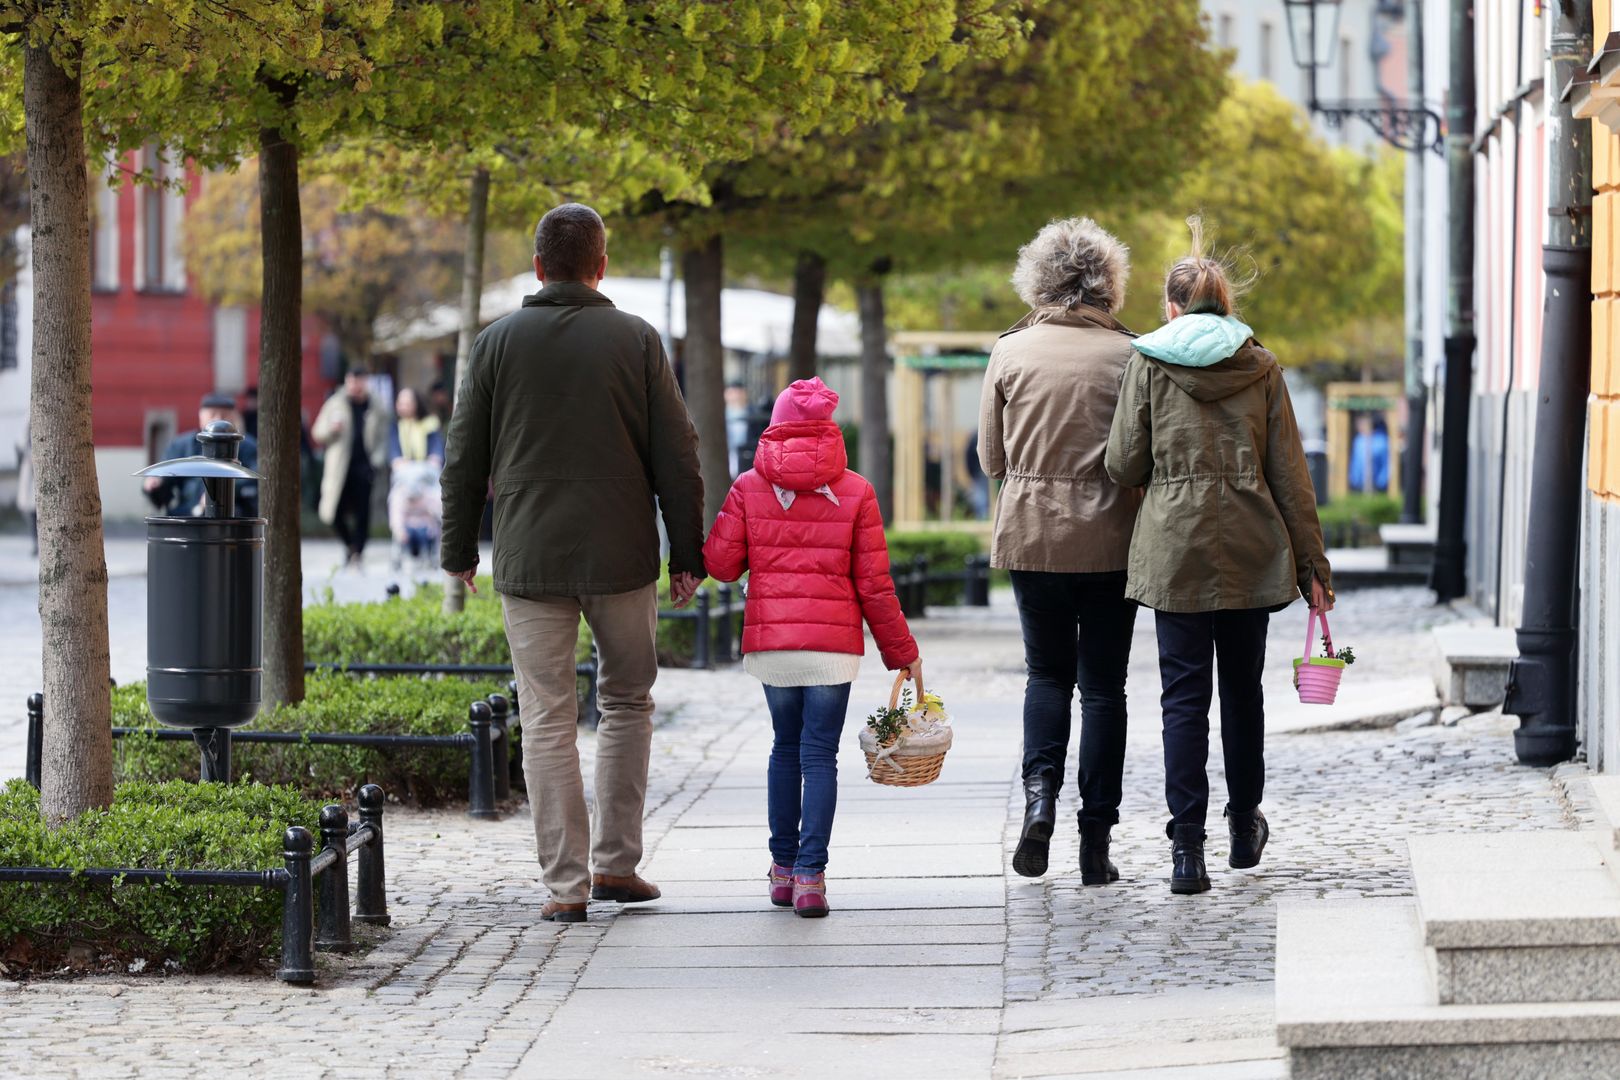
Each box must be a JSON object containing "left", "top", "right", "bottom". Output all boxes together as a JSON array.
[{"left": 762, "top": 683, "right": 853, "bottom": 873}]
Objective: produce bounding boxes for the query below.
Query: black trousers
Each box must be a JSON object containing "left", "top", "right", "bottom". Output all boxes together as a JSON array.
[
  {"left": 1155, "top": 609, "right": 1271, "bottom": 836},
  {"left": 1010, "top": 570, "right": 1137, "bottom": 824},
  {"left": 333, "top": 472, "right": 373, "bottom": 555}
]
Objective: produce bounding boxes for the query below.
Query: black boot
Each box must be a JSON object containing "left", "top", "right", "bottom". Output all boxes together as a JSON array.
[
  {"left": 1226, "top": 805, "right": 1269, "bottom": 869},
  {"left": 1169, "top": 824, "right": 1211, "bottom": 894},
  {"left": 1013, "top": 772, "right": 1057, "bottom": 878},
  {"left": 1079, "top": 818, "right": 1119, "bottom": 886}
]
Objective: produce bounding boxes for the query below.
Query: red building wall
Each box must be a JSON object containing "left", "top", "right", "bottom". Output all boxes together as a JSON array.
[{"left": 90, "top": 157, "right": 332, "bottom": 454}]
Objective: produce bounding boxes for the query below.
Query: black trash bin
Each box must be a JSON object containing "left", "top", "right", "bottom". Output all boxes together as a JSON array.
[{"left": 135, "top": 421, "right": 264, "bottom": 781}]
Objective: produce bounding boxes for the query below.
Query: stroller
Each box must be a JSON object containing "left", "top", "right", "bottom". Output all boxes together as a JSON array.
[{"left": 388, "top": 458, "right": 443, "bottom": 574}]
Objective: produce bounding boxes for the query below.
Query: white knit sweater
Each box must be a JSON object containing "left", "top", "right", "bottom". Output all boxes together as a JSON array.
[{"left": 744, "top": 650, "right": 861, "bottom": 688}]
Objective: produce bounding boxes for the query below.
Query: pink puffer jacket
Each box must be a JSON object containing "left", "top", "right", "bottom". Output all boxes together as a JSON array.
[{"left": 702, "top": 381, "right": 917, "bottom": 670}]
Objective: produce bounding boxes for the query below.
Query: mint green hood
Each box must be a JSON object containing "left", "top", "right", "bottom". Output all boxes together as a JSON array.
[{"left": 1131, "top": 314, "right": 1254, "bottom": 369}]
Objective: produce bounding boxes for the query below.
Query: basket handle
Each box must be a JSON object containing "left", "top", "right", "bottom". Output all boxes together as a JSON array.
[
  {"left": 889, "top": 668, "right": 924, "bottom": 711},
  {"left": 1303, "top": 607, "right": 1334, "bottom": 662}
]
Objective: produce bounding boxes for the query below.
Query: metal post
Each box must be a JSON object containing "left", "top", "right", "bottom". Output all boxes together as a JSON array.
[
  {"left": 1400, "top": 0, "right": 1428, "bottom": 525},
  {"left": 25, "top": 693, "right": 43, "bottom": 790},
  {"left": 1506, "top": 0, "right": 1593, "bottom": 767},
  {"left": 693, "top": 590, "right": 712, "bottom": 670},
  {"left": 967, "top": 554, "right": 990, "bottom": 607},
  {"left": 580, "top": 646, "right": 600, "bottom": 729},
  {"left": 467, "top": 700, "right": 498, "bottom": 819},
  {"left": 486, "top": 693, "right": 511, "bottom": 801},
  {"left": 277, "top": 826, "right": 316, "bottom": 984},
  {"left": 315, "top": 804, "right": 353, "bottom": 953},
  {"left": 715, "top": 583, "right": 735, "bottom": 661},
  {"left": 912, "top": 555, "right": 929, "bottom": 615},
  {"left": 353, "top": 783, "right": 390, "bottom": 926},
  {"left": 194, "top": 727, "right": 232, "bottom": 784}
]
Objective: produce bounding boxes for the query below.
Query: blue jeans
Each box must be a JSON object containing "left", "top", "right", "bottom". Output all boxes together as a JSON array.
[{"left": 763, "top": 683, "right": 853, "bottom": 874}]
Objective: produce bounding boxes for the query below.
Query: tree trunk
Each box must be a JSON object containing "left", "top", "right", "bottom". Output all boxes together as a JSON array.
[
  {"left": 258, "top": 126, "right": 305, "bottom": 707},
  {"left": 682, "top": 234, "right": 730, "bottom": 527},
  {"left": 443, "top": 166, "right": 489, "bottom": 615},
  {"left": 787, "top": 249, "right": 826, "bottom": 385},
  {"left": 857, "top": 264, "right": 893, "bottom": 521},
  {"left": 24, "top": 44, "right": 114, "bottom": 824}
]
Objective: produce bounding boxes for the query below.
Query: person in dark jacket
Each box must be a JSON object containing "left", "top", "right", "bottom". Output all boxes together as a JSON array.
[
  {"left": 143, "top": 392, "right": 259, "bottom": 517},
  {"left": 1106, "top": 217, "right": 1333, "bottom": 895},
  {"left": 440, "top": 203, "right": 706, "bottom": 924}
]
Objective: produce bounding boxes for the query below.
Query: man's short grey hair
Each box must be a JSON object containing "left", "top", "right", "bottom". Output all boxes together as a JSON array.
[
  {"left": 1011, "top": 217, "right": 1130, "bottom": 315},
  {"left": 534, "top": 203, "right": 607, "bottom": 281}
]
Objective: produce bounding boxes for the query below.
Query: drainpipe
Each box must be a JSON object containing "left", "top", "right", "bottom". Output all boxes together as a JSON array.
[
  {"left": 1428, "top": 0, "right": 1476, "bottom": 601},
  {"left": 1401, "top": 0, "right": 1429, "bottom": 525},
  {"left": 1506, "top": 0, "right": 1593, "bottom": 767}
]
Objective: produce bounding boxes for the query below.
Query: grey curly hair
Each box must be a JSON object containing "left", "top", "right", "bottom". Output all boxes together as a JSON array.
[{"left": 1011, "top": 217, "right": 1130, "bottom": 316}]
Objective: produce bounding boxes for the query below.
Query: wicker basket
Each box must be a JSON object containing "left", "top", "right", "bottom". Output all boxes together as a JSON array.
[{"left": 859, "top": 671, "right": 952, "bottom": 788}]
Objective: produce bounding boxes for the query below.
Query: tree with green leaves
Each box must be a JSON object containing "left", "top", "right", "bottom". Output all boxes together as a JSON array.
[
  {"left": 647, "top": 0, "right": 1226, "bottom": 517},
  {"left": 0, "top": 0, "right": 360, "bottom": 822}
]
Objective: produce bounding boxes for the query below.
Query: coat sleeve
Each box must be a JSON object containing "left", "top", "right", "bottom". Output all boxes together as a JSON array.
[
  {"left": 439, "top": 332, "right": 494, "bottom": 575},
  {"left": 977, "top": 351, "right": 1007, "bottom": 480},
  {"left": 646, "top": 331, "right": 707, "bottom": 579},
  {"left": 1105, "top": 355, "right": 1154, "bottom": 488},
  {"left": 701, "top": 481, "right": 749, "bottom": 583},
  {"left": 310, "top": 396, "right": 342, "bottom": 448},
  {"left": 1263, "top": 368, "right": 1332, "bottom": 598},
  {"left": 852, "top": 483, "right": 919, "bottom": 670}
]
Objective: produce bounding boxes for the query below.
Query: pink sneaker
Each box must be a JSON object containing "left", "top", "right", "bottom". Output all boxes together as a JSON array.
[
  {"left": 768, "top": 863, "right": 794, "bottom": 907},
  {"left": 792, "top": 873, "right": 829, "bottom": 918}
]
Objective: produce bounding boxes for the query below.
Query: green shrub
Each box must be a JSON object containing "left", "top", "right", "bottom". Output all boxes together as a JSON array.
[
  {"left": 885, "top": 530, "right": 986, "bottom": 605},
  {"left": 1317, "top": 493, "right": 1402, "bottom": 548},
  {"left": 0, "top": 779, "right": 321, "bottom": 974},
  {"left": 113, "top": 675, "right": 508, "bottom": 803}
]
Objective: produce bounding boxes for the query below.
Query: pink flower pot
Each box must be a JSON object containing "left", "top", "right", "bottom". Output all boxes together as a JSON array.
[{"left": 1294, "top": 609, "right": 1346, "bottom": 706}]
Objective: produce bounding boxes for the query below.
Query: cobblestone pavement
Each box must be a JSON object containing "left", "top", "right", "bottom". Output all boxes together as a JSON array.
[{"left": 0, "top": 581, "right": 1578, "bottom": 1078}]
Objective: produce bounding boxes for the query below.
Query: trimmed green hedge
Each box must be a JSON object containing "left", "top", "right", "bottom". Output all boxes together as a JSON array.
[
  {"left": 1317, "top": 493, "right": 1402, "bottom": 548},
  {"left": 886, "top": 530, "right": 988, "bottom": 605},
  {"left": 113, "top": 675, "right": 508, "bottom": 803},
  {"left": 0, "top": 779, "right": 320, "bottom": 974}
]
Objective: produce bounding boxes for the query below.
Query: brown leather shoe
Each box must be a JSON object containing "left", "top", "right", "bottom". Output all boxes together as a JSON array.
[
  {"left": 541, "top": 900, "right": 587, "bottom": 923},
  {"left": 590, "top": 873, "right": 661, "bottom": 903}
]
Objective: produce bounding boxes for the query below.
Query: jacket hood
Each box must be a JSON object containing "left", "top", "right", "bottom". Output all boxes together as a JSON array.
[
  {"left": 1133, "top": 314, "right": 1271, "bottom": 403},
  {"left": 754, "top": 419, "right": 849, "bottom": 491},
  {"left": 771, "top": 377, "right": 840, "bottom": 425}
]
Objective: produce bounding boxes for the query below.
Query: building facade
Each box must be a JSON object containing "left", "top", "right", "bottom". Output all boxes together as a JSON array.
[{"left": 5, "top": 151, "right": 332, "bottom": 521}]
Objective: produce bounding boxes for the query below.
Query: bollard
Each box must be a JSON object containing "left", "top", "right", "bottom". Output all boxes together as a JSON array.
[
  {"left": 966, "top": 554, "right": 991, "bottom": 607},
  {"left": 25, "top": 693, "right": 43, "bottom": 790},
  {"left": 715, "top": 583, "right": 735, "bottom": 662},
  {"left": 354, "top": 784, "right": 390, "bottom": 926},
  {"left": 912, "top": 555, "right": 929, "bottom": 615},
  {"left": 467, "top": 700, "right": 498, "bottom": 820},
  {"left": 693, "top": 590, "right": 712, "bottom": 670},
  {"left": 486, "top": 694, "right": 511, "bottom": 801},
  {"left": 579, "top": 646, "right": 601, "bottom": 729},
  {"left": 194, "top": 727, "right": 232, "bottom": 784},
  {"left": 277, "top": 826, "right": 316, "bottom": 984},
  {"left": 385, "top": 583, "right": 401, "bottom": 599},
  {"left": 316, "top": 805, "right": 353, "bottom": 953}
]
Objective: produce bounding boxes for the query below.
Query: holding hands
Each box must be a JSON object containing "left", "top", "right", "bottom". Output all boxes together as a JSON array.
[{"left": 670, "top": 572, "right": 703, "bottom": 609}]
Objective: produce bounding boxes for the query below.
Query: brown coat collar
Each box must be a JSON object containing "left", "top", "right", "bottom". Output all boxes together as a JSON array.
[{"left": 1002, "top": 304, "right": 1135, "bottom": 338}]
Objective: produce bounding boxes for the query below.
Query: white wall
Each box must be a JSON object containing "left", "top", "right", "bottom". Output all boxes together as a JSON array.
[{"left": 0, "top": 227, "right": 32, "bottom": 507}]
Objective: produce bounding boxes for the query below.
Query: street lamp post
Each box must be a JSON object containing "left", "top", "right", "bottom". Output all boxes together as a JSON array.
[{"left": 1283, "top": 0, "right": 1441, "bottom": 529}]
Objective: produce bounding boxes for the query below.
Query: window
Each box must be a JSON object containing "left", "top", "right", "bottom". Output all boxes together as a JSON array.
[
  {"left": 91, "top": 168, "right": 119, "bottom": 291},
  {"left": 1218, "top": 14, "right": 1235, "bottom": 49},
  {"left": 1340, "top": 38, "right": 1353, "bottom": 103},
  {"left": 137, "top": 145, "right": 185, "bottom": 293},
  {"left": 1259, "top": 21, "right": 1275, "bottom": 81},
  {"left": 0, "top": 281, "right": 16, "bottom": 371}
]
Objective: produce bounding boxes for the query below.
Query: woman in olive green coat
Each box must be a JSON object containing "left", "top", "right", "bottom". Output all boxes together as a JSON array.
[{"left": 1105, "top": 219, "right": 1333, "bottom": 896}]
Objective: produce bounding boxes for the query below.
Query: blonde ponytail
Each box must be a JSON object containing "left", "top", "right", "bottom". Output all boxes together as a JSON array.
[{"left": 1164, "top": 215, "right": 1252, "bottom": 317}]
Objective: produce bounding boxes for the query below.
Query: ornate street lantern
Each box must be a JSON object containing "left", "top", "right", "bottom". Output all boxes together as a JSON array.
[{"left": 1281, "top": 0, "right": 1441, "bottom": 155}]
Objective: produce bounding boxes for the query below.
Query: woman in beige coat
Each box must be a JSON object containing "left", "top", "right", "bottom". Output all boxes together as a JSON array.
[
  {"left": 979, "top": 218, "right": 1143, "bottom": 884},
  {"left": 1106, "top": 219, "right": 1332, "bottom": 895},
  {"left": 312, "top": 368, "right": 391, "bottom": 568}
]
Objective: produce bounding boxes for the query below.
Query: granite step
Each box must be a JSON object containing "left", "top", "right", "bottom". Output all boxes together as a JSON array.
[
  {"left": 1409, "top": 832, "right": 1620, "bottom": 1004},
  {"left": 1431, "top": 624, "right": 1517, "bottom": 707},
  {"left": 1587, "top": 776, "right": 1620, "bottom": 851},
  {"left": 1380, "top": 523, "right": 1437, "bottom": 569},
  {"left": 1276, "top": 899, "right": 1620, "bottom": 1079}
]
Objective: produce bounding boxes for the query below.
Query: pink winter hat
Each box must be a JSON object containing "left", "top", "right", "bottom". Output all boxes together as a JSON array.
[{"left": 770, "top": 377, "right": 840, "bottom": 425}]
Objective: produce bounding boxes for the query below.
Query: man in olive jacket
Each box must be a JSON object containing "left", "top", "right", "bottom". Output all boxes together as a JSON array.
[{"left": 440, "top": 203, "right": 705, "bottom": 923}]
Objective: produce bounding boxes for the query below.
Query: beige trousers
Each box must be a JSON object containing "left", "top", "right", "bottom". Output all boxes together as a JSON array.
[{"left": 501, "top": 584, "right": 658, "bottom": 904}]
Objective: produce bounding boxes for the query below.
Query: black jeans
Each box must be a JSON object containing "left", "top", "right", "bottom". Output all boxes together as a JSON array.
[
  {"left": 1155, "top": 609, "right": 1270, "bottom": 836},
  {"left": 1010, "top": 570, "right": 1137, "bottom": 824},
  {"left": 333, "top": 472, "right": 373, "bottom": 556}
]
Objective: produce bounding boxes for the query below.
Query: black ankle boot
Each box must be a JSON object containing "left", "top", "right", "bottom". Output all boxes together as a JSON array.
[
  {"left": 1226, "top": 805, "right": 1269, "bottom": 869},
  {"left": 1013, "top": 772, "right": 1057, "bottom": 878},
  {"left": 1079, "top": 819, "right": 1119, "bottom": 886},
  {"left": 1169, "top": 824, "right": 1211, "bottom": 894}
]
